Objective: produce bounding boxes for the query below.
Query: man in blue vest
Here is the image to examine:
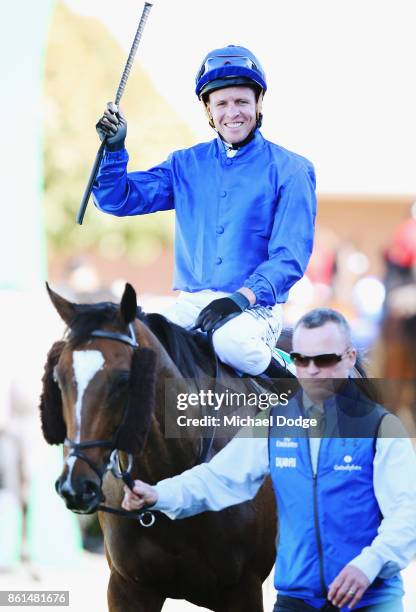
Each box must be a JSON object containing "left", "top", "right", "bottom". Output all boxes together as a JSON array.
[
  {"left": 122, "top": 308, "right": 416, "bottom": 611},
  {"left": 92, "top": 45, "right": 316, "bottom": 379}
]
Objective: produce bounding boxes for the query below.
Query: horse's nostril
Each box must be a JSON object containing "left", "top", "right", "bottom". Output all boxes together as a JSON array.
[
  {"left": 81, "top": 480, "right": 101, "bottom": 500},
  {"left": 56, "top": 475, "right": 102, "bottom": 513}
]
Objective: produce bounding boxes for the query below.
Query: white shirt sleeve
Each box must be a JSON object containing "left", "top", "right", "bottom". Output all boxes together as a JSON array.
[
  {"left": 153, "top": 436, "right": 269, "bottom": 519},
  {"left": 348, "top": 415, "right": 416, "bottom": 583}
]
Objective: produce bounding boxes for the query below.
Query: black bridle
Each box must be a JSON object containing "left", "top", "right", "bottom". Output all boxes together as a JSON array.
[{"left": 64, "top": 323, "right": 157, "bottom": 528}]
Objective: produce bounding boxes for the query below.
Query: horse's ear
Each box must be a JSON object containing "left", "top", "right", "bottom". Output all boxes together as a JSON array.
[
  {"left": 115, "top": 348, "right": 157, "bottom": 454},
  {"left": 46, "top": 283, "right": 77, "bottom": 327},
  {"left": 120, "top": 283, "right": 137, "bottom": 325},
  {"left": 39, "top": 341, "right": 67, "bottom": 445}
]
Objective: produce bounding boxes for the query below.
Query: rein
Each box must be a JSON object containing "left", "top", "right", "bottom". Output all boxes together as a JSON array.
[{"left": 64, "top": 324, "right": 157, "bottom": 528}]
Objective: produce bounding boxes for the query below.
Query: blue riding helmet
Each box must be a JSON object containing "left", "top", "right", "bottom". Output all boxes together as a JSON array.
[{"left": 195, "top": 45, "right": 267, "bottom": 99}]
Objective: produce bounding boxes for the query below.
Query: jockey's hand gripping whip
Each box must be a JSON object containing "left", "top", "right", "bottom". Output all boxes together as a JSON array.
[{"left": 76, "top": 1, "right": 156, "bottom": 225}]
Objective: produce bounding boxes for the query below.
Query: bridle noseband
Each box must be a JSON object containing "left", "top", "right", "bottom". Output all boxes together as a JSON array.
[{"left": 64, "top": 323, "right": 156, "bottom": 528}]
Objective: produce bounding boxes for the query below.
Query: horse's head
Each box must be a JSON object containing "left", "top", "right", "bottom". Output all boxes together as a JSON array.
[{"left": 40, "top": 283, "right": 157, "bottom": 514}]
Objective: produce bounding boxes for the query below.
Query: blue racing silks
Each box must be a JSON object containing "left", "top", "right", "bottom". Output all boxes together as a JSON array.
[{"left": 92, "top": 130, "right": 316, "bottom": 306}]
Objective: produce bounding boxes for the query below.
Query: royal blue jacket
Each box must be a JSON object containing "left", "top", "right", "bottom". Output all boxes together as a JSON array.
[
  {"left": 92, "top": 131, "right": 316, "bottom": 306},
  {"left": 269, "top": 391, "right": 403, "bottom": 609}
]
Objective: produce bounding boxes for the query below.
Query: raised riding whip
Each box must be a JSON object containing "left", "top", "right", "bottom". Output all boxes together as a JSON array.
[{"left": 76, "top": 1, "right": 156, "bottom": 225}]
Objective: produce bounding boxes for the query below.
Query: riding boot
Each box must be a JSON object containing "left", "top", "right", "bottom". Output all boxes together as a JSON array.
[{"left": 263, "top": 357, "right": 296, "bottom": 380}]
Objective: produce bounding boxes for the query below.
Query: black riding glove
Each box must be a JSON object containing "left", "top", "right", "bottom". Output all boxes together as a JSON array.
[
  {"left": 96, "top": 102, "right": 127, "bottom": 151},
  {"left": 194, "top": 293, "right": 250, "bottom": 333}
]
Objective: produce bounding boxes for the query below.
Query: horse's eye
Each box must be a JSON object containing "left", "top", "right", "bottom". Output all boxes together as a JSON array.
[{"left": 109, "top": 372, "right": 130, "bottom": 401}]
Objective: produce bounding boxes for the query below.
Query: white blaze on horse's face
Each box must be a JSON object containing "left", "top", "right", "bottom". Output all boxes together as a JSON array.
[{"left": 72, "top": 350, "right": 105, "bottom": 442}]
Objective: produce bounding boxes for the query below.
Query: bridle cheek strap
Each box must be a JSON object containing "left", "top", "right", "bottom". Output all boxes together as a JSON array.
[
  {"left": 62, "top": 325, "right": 158, "bottom": 527},
  {"left": 64, "top": 438, "right": 114, "bottom": 482}
]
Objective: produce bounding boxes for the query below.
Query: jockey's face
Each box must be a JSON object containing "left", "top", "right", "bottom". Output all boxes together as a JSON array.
[
  {"left": 206, "top": 86, "right": 257, "bottom": 144},
  {"left": 292, "top": 322, "right": 357, "bottom": 402}
]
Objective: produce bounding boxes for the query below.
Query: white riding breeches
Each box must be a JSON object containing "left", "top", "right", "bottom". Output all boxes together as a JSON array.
[{"left": 162, "top": 290, "right": 283, "bottom": 376}]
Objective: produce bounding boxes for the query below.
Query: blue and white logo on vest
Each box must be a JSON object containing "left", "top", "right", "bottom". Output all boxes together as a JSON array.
[
  {"left": 275, "top": 437, "right": 298, "bottom": 449},
  {"left": 275, "top": 456, "right": 297, "bottom": 468},
  {"left": 334, "top": 454, "right": 362, "bottom": 472}
]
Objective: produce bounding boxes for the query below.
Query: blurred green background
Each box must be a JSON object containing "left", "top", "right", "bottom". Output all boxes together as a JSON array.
[{"left": 44, "top": 2, "right": 194, "bottom": 268}]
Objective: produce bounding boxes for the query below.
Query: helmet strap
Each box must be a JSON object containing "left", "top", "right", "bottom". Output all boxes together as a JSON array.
[
  {"left": 256, "top": 92, "right": 264, "bottom": 128},
  {"left": 218, "top": 128, "right": 257, "bottom": 150},
  {"left": 203, "top": 103, "right": 216, "bottom": 129}
]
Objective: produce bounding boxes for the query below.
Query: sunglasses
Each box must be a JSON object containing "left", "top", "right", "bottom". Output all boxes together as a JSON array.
[{"left": 290, "top": 351, "right": 350, "bottom": 368}]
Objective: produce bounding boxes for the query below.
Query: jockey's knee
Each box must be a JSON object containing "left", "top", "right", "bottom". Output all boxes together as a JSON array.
[{"left": 213, "top": 327, "right": 271, "bottom": 375}]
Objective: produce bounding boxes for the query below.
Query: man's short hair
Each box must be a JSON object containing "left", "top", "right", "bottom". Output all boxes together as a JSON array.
[{"left": 294, "top": 308, "right": 352, "bottom": 345}]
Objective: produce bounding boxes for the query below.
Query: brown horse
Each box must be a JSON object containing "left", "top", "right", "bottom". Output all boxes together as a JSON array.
[{"left": 39, "top": 283, "right": 281, "bottom": 612}]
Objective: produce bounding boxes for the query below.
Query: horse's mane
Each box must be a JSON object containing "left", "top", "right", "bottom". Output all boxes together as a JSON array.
[
  {"left": 65, "top": 301, "right": 217, "bottom": 380},
  {"left": 143, "top": 313, "right": 218, "bottom": 379}
]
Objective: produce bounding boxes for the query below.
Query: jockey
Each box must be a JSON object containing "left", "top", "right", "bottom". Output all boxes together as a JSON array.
[{"left": 93, "top": 45, "right": 317, "bottom": 377}]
